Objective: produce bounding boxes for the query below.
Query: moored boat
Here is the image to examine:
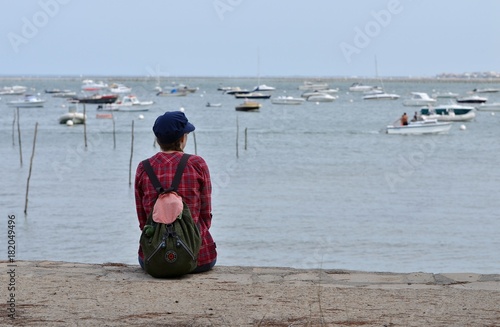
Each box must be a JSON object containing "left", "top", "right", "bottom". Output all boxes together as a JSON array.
[
  {"left": 271, "top": 96, "right": 305, "bottom": 105},
  {"left": 298, "top": 81, "right": 329, "bottom": 91},
  {"left": 96, "top": 96, "right": 151, "bottom": 112},
  {"left": 52, "top": 90, "right": 77, "bottom": 98},
  {"left": 305, "top": 93, "right": 337, "bottom": 102},
  {"left": 224, "top": 87, "right": 251, "bottom": 95},
  {"left": 253, "top": 84, "right": 275, "bottom": 92},
  {"left": 7, "top": 94, "right": 45, "bottom": 107},
  {"left": 234, "top": 92, "right": 271, "bottom": 99},
  {"left": 118, "top": 95, "right": 153, "bottom": 106},
  {"left": 363, "top": 91, "right": 400, "bottom": 100},
  {"left": 235, "top": 100, "right": 261, "bottom": 112},
  {"left": 420, "top": 104, "right": 476, "bottom": 122},
  {"left": 476, "top": 102, "right": 500, "bottom": 111},
  {"left": 81, "top": 79, "right": 108, "bottom": 92},
  {"left": 349, "top": 82, "right": 376, "bottom": 92},
  {"left": 59, "top": 104, "right": 86, "bottom": 124},
  {"left": 403, "top": 92, "right": 436, "bottom": 106},
  {"left": 108, "top": 83, "right": 132, "bottom": 94},
  {"left": 472, "top": 87, "right": 500, "bottom": 93},
  {"left": 301, "top": 89, "right": 339, "bottom": 98},
  {"left": 72, "top": 94, "right": 119, "bottom": 104},
  {"left": 156, "top": 89, "right": 188, "bottom": 97},
  {"left": 432, "top": 91, "right": 459, "bottom": 99},
  {"left": 0, "top": 85, "right": 27, "bottom": 95},
  {"left": 456, "top": 95, "right": 487, "bottom": 104}
]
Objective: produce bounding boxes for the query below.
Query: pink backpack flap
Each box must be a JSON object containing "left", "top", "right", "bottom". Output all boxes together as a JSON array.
[{"left": 152, "top": 192, "right": 183, "bottom": 224}]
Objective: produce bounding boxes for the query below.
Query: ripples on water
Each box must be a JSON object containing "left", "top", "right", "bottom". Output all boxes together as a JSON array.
[{"left": 2, "top": 77, "right": 499, "bottom": 273}]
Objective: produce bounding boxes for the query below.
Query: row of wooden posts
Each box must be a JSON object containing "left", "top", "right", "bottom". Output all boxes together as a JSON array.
[{"left": 14, "top": 107, "right": 249, "bottom": 215}]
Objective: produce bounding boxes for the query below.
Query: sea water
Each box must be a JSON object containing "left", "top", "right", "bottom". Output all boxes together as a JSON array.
[{"left": 1, "top": 77, "right": 499, "bottom": 273}]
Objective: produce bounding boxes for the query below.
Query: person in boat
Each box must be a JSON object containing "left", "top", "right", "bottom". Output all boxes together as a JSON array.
[
  {"left": 401, "top": 112, "right": 409, "bottom": 126},
  {"left": 134, "top": 111, "right": 217, "bottom": 274},
  {"left": 411, "top": 111, "right": 418, "bottom": 122}
]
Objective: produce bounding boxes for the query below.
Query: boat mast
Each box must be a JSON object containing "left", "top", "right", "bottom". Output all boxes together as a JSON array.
[
  {"left": 375, "top": 55, "right": 385, "bottom": 90},
  {"left": 257, "top": 47, "right": 261, "bottom": 86}
]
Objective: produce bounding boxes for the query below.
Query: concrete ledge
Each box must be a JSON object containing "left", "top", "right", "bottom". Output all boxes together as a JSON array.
[{"left": 1, "top": 261, "right": 499, "bottom": 326}]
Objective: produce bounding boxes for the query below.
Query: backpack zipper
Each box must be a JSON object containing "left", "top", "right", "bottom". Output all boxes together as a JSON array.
[
  {"left": 174, "top": 235, "right": 196, "bottom": 260},
  {"left": 146, "top": 228, "right": 196, "bottom": 263},
  {"left": 146, "top": 238, "right": 166, "bottom": 264}
]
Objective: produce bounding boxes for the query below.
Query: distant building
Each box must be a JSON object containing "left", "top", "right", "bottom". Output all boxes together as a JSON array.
[{"left": 436, "top": 71, "right": 500, "bottom": 79}]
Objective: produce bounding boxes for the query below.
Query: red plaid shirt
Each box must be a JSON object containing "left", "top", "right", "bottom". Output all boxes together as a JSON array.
[{"left": 135, "top": 151, "right": 216, "bottom": 266}]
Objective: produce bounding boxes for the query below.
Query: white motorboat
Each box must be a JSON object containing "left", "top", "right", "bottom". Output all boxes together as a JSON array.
[
  {"left": 97, "top": 95, "right": 154, "bottom": 112},
  {"left": 253, "top": 84, "right": 275, "bottom": 92},
  {"left": 156, "top": 89, "right": 188, "bottom": 97},
  {"left": 432, "top": 91, "right": 459, "bottom": 99},
  {"left": 348, "top": 82, "right": 376, "bottom": 92},
  {"left": 472, "top": 88, "right": 500, "bottom": 93},
  {"left": 217, "top": 85, "right": 234, "bottom": 92},
  {"left": 271, "top": 96, "right": 305, "bottom": 105},
  {"left": 81, "top": 79, "right": 108, "bottom": 91},
  {"left": 97, "top": 103, "right": 149, "bottom": 112},
  {"left": 298, "top": 81, "right": 329, "bottom": 91},
  {"left": 386, "top": 119, "right": 452, "bottom": 135},
  {"left": 52, "top": 90, "right": 77, "bottom": 98},
  {"left": 7, "top": 94, "right": 45, "bottom": 107},
  {"left": 456, "top": 95, "right": 487, "bottom": 104},
  {"left": 96, "top": 95, "right": 152, "bottom": 112},
  {"left": 0, "top": 85, "right": 27, "bottom": 95},
  {"left": 363, "top": 91, "right": 400, "bottom": 100},
  {"left": 475, "top": 102, "right": 500, "bottom": 111},
  {"left": 305, "top": 93, "right": 337, "bottom": 102},
  {"left": 206, "top": 102, "right": 222, "bottom": 107},
  {"left": 301, "top": 89, "right": 339, "bottom": 98},
  {"left": 402, "top": 92, "right": 436, "bottom": 106},
  {"left": 118, "top": 95, "right": 153, "bottom": 106},
  {"left": 321, "top": 88, "right": 340, "bottom": 94},
  {"left": 109, "top": 83, "right": 132, "bottom": 94},
  {"left": 420, "top": 104, "right": 476, "bottom": 122}
]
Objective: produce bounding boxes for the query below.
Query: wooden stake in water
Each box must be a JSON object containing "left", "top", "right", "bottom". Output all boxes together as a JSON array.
[
  {"left": 193, "top": 131, "right": 197, "bottom": 155},
  {"left": 12, "top": 109, "right": 16, "bottom": 146},
  {"left": 112, "top": 118, "right": 116, "bottom": 149},
  {"left": 129, "top": 120, "right": 135, "bottom": 187},
  {"left": 17, "top": 107, "right": 23, "bottom": 167},
  {"left": 244, "top": 127, "right": 248, "bottom": 150},
  {"left": 83, "top": 104, "right": 88, "bottom": 148},
  {"left": 24, "top": 122, "right": 39, "bottom": 215},
  {"left": 236, "top": 116, "right": 239, "bottom": 159}
]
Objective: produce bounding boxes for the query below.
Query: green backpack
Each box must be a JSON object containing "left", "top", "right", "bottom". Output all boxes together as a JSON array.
[{"left": 140, "top": 154, "right": 201, "bottom": 278}]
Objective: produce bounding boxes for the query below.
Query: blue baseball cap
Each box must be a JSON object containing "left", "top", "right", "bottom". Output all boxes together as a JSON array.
[{"left": 152, "top": 111, "right": 195, "bottom": 144}]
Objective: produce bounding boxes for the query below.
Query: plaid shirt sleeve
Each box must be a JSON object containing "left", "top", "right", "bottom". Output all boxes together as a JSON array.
[{"left": 134, "top": 152, "right": 216, "bottom": 266}]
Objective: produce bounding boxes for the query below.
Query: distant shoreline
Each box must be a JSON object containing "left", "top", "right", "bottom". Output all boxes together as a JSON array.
[{"left": 1, "top": 75, "right": 500, "bottom": 84}]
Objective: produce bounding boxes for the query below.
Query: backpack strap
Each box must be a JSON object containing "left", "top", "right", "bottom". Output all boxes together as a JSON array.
[
  {"left": 142, "top": 153, "right": 191, "bottom": 194},
  {"left": 169, "top": 153, "right": 191, "bottom": 192}
]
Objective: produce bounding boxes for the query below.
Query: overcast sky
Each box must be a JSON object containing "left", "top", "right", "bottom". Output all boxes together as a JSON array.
[{"left": 1, "top": 0, "right": 499, "bottom": 78}]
